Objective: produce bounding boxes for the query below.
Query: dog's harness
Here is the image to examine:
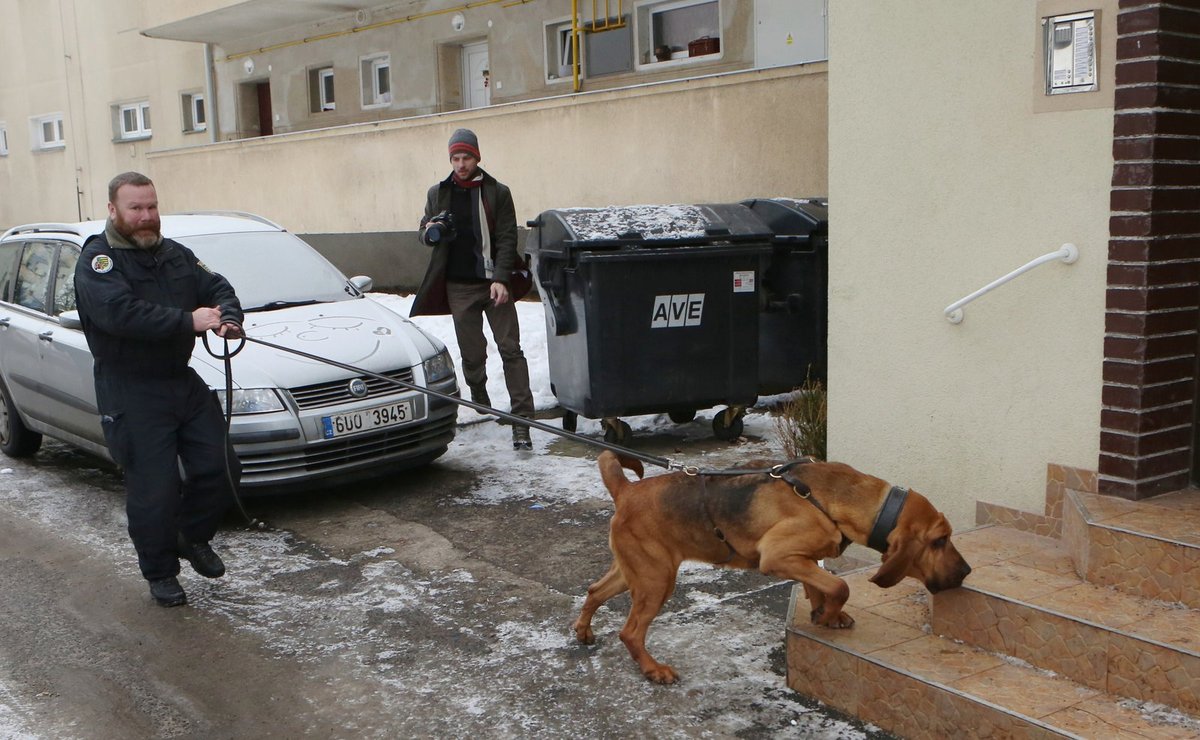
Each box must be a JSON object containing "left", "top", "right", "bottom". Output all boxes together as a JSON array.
[{"left": 692, "top": 458, "right": 910, "bottom": 561}]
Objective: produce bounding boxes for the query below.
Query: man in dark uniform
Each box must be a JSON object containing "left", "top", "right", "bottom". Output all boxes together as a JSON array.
[
  {"left": 74, "top": 171, "right": 244, "bottom": 607},
  {"left": 411, "top": 129, "right": 535, "bottom": 450}
]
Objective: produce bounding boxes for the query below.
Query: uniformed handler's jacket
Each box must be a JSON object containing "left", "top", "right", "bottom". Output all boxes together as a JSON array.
[{"left": 74, "top": 224, "right": 243, "bottom": 379}]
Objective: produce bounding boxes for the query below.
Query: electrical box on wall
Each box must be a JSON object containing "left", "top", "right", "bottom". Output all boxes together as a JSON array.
[{"left": 1044, "top": 10, "right": 1097, "bottom": 95}]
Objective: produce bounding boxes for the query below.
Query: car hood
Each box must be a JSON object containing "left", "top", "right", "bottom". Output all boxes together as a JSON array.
[{"left": 190, "top": 297, "right": 444, "bottom": 391}]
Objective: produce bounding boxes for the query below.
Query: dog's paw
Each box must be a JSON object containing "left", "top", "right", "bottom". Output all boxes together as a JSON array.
[
  {"left": 643, "top": 664, "right": 679, "bottom": 684},
  {"left": 811, "top": 606, "right": 856, "bottom": 629},
  {"left": 573, "top": 625, "right": 596, "bottom": 645}
]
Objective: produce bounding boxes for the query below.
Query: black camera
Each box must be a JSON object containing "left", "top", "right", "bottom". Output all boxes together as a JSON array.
[{"left": 423, "top": 210, "right": 457, "bottom": 245}]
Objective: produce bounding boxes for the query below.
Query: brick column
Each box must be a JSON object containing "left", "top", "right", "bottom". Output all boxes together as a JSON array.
[{"left": 1101, "top": 1, "right": 1200, "bottom": 499}]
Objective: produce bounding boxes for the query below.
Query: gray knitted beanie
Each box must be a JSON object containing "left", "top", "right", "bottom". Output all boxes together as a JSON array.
[{"left": 448, "top": 128, "right": 480, "bottom": 159}]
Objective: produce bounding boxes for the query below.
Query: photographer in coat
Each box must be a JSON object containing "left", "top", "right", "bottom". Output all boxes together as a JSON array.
[{"left": 411, "top": 129, "right": 534, "bottom": 450}]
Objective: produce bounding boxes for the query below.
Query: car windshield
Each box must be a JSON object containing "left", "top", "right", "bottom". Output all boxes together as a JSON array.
[{"left": 175, "top": 231, "right": 357, "bottom": 310}]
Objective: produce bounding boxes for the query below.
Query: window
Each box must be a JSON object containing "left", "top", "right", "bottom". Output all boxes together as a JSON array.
[
  {"left": 309, "top": 66, "right": 336, "bottom": 112},
  {"left": 360, "top": 54, "right": 391, "bottom": 108},
  {"left": 14, "top": 242, "right": 55, "bottom": 312},
  {"left": 635, "top": 0, "right": 720, "bottom": 68},
  {"left": 0, "top": 243, "right": 20, "bottom": 302},
  {"left": 545, "top": 20, "right": 579, "bottom": 82},
  {"left": 113, "top": 101, "right": 152, "bottom": 140},
  {"left": 0, "top": 122, "right": 8, "bottom": 155},
  {"left": 52, "top": 245, "right": 79, "bottom": 315},
  {"left": 182, "top": 92, "right": 206, "bottom": 133},
  {"left": 31, "top": 114, "right": 65, "bottom": 150}
]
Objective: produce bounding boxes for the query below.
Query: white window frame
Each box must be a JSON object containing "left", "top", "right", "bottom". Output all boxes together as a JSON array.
[
  {"left": 318, "top": 67, "right": 336, "bottom": 111},
  {"left": 544, "top": 18, "right": 581, "bottom": 84},
  {"left": 30, "top": 113, "right": 65, "bottom": 151},
  {"left": 0, "top": 122, "right": 8, "bottom": 156},
  {"left": 360, "top": 54, "right": 391, "bottom": 108},
  {"left": 182, "top": 92, "right": 206, "bottom": 133},
  {"left": 116, "top": 101, "right": 152, "bottom": 140},
  {"left": 633, "top": 0, "right": 722, "bottom": 71}
]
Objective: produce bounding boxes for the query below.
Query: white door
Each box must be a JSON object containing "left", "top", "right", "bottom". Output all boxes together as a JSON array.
[
  {"left": 755, "top": 0, "right": 827, "bottom": 69},
  {"left": 462, "top": 41, "right": 491, "bottom": 109}
]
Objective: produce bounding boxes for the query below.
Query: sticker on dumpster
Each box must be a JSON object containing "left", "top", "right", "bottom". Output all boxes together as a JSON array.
[
  {"left": 651, "top": 294, "right": 705, "bottom": 328},
  {"left": 733, "top": 271, "right": 756, "bottom": 293}
]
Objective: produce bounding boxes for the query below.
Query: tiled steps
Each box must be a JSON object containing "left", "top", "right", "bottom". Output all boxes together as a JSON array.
[
  {"left": 938, "top": 526, "right": 1200, "bottom": 717},
  {"left": 1063, "top": 489, "right": 1200, "bottom": 609},
  {"left": 786, "top": 525, "right": 1200, "bottom": 738}
]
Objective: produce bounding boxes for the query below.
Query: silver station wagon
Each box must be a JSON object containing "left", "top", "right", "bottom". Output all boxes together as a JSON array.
[{"left": 0, "top": 213, "right": 458, "bottom": 490}]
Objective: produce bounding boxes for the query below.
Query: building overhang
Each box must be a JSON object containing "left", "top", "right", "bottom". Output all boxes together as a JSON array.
[{"left": 141, "top": 0, "right": 384, "bottom": 45}]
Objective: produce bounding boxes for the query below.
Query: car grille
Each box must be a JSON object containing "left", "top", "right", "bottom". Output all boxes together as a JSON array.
[
  {"left": 288, "top": 368, "right": 416, "bottom": 410},
  {"left": 238, "top": 414, "right": 456, "bottom": 483}
]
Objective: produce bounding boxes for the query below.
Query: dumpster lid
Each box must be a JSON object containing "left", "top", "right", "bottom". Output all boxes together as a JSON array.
[{"left": 552, "top": 203, "right": 773, "bottom": 247}]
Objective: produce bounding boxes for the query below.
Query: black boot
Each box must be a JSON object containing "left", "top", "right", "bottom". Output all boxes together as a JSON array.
[
  {"left": 149, "top": 576, "right": 187, "bottom": 607},
  {"left": 178, "top": 533, "right": 226, "bottom": 578},
  {"left": 469, "top": 385, "right": 491, "bottom": 413},
  {"left": 512, "top": 424, "right": 532, "bottom": 451}
]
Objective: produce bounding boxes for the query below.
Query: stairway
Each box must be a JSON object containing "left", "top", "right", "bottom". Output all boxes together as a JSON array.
[{"left": 785, "top": 479, "right": 1200, "bottom": 738}]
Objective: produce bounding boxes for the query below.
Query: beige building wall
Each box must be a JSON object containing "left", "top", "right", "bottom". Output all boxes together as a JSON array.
[
  {"left": 827, "top": 1, "right": 1115, "bottom": 528},
  {"left": 146, "top": 64, "right": 827, "bottom": 233},
  {"left": 0, "top": 1, "right": 77, "bottom": 223},
  {"left": 205, "top": 0, "right": 758, "bottom": 139},
  {"left": 0, "top": 0, "right": 207, "bottom": 225}
]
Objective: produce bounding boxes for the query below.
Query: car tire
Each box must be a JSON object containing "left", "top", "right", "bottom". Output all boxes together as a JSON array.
[{"left": 0, "top": 379, "right": 43, "bottom": 457}]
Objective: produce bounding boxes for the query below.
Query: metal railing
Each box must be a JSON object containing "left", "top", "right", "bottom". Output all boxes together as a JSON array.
[{"left": 944, "top": 243, "right": 1079, "bottom": 324}]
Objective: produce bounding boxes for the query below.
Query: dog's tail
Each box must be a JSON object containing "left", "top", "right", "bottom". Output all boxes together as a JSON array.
[{"left": 598, "top": 450, "right": 644, "bottom": 501}]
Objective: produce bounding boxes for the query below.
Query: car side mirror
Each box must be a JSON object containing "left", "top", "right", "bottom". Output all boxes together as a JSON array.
[
  {"left": 349, "top": 275, "right": 373, "bottom": 294},
  {"left": 58, "top": 310, "right": 82, "bottom": 330}
]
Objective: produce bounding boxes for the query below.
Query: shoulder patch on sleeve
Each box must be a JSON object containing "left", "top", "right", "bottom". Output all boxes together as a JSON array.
[
  {"left": 90, "top": 255, "right": 113, "bottom": 274},
  {"left": 196, "top": 260, "right": 213, "bottom": 274}
]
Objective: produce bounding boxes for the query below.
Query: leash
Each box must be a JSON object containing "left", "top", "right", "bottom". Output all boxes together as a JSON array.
[
  {"left": 202, "top": 333, "right": 270, "bottom": 531},
  {"left": 201, "top": 332, "right": 821, "bottom": 530},
  {"left": 237, "top": 335, "right": 702, "bottom": 473}
]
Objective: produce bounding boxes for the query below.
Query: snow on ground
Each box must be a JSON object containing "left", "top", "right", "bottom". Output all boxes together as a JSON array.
[{"left": 0, "top": 292, "right": 873, "bottom": 738}]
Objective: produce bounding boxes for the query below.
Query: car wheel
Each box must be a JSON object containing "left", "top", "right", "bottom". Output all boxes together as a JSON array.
[{"left": 0, "top": 380, "right": 43, "bottom": 457}]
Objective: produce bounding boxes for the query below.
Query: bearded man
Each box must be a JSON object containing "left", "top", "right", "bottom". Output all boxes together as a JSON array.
[{"left": 74, "top": 171, "right": 244, "bottom": 607}]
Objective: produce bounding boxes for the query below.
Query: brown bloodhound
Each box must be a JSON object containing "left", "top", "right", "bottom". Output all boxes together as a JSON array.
[{"left": 573, "top": 451, "right": 972, "bottom": 684}]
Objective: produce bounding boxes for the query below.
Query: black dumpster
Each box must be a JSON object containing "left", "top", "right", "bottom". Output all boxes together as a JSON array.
[
  {"left": 742, "top": 198, "right": 829, "bottom": 395},
  {"left": 526, "top": 203, "right": 775, "bottom": 443}
]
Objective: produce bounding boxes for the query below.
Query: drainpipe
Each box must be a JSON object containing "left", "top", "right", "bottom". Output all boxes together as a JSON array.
[
  {"left": 572, "top": 0, "right": 581, "bottom": 92},
  {"left": 204, "top": 43, "right": 219, "bottom": 143}
]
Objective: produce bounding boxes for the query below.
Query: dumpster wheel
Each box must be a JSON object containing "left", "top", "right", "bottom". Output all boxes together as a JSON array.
[
  {"left": 561, "top": 410, "right": 578, "bottom": 433},
  {"left": 668, "top": 408, "right": 697, "bottom": 424},
  {"left": 712, "top": 407, "right": 745, "bottom": 441},
  {"left": 602, "top": 418, "right": 632, "bottom": 445}
]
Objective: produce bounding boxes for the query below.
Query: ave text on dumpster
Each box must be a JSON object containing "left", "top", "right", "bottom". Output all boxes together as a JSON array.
[{"left": 651, "top": 294, "right": 705, "bottom": 328}]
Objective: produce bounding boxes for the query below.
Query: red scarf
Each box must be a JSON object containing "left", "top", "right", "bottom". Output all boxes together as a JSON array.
[{"left": 452, "top": 172, "right": 483, "bottom": 188}]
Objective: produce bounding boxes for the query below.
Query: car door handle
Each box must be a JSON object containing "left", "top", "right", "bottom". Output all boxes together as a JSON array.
[
  {"left": 0, "top": 317, "right": 8, "bottom": 328},
  {"left": 39, "top": 330, "right": 54, "bottom": 342}
]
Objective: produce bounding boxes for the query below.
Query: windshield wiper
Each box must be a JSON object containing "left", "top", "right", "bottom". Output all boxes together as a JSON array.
[{"left": 246, "top": 299, "right": 323, "bottom": 312}]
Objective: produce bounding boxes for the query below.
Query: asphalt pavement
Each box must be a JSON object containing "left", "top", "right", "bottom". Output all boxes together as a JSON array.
[{"left": 0, "top": 410, "right": 889, "bottom": 739}]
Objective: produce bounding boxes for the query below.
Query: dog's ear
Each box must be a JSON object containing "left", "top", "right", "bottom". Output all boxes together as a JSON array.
[
  {"left": 869, "top": 534, "right": 921, "bottom": 588},
  {"left": 617, "top": 454, "right": 644, "bottom": 480}
]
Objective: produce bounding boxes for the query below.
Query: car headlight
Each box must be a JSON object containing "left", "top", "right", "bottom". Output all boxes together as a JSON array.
[
  {"left": 214, "top": 389, "right": 285, "bottom": 414},
  {"left": 422, "top": 349, "right": 455, "bottom": 383}
]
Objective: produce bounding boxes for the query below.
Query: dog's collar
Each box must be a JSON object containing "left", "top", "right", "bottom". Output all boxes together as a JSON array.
[{"left": 867, "top": 486, "right": 909, "bottom": 553}]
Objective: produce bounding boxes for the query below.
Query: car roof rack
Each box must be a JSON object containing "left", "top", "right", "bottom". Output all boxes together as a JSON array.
[
  {"left": 1, "top": 223, "right": 89, "bottom": 240},
  {"left": 169, "top": 210, "right": 284, "bottom": 231}
]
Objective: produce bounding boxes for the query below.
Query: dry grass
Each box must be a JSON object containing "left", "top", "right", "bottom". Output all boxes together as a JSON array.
[{"left": 772, "top": 374, "right": 827, "bottom": 461}]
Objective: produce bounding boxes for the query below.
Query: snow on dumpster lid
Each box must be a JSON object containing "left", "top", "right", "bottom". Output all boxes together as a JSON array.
[{"left": 558, "top": 204, "right": 711, "bottom": 241}]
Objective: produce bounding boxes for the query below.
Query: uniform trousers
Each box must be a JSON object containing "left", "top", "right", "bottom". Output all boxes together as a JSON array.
[{"left": 97, "top": 370, "right": 238, "bottom": 580}]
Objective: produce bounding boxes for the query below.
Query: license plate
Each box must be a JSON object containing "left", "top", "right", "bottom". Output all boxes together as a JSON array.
[{"left": 321, "top": 400, "right": 418, "bottom": 439}]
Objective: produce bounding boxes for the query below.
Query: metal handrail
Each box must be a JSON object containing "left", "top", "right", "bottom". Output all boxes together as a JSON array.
[{"left": 945, "top": 243, "right": 1079, "bottom": 324}]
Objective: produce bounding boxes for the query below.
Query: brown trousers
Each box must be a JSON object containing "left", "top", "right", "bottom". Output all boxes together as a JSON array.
[{"left": 445, "top": 280, "right": 535, "bottom": 418}]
